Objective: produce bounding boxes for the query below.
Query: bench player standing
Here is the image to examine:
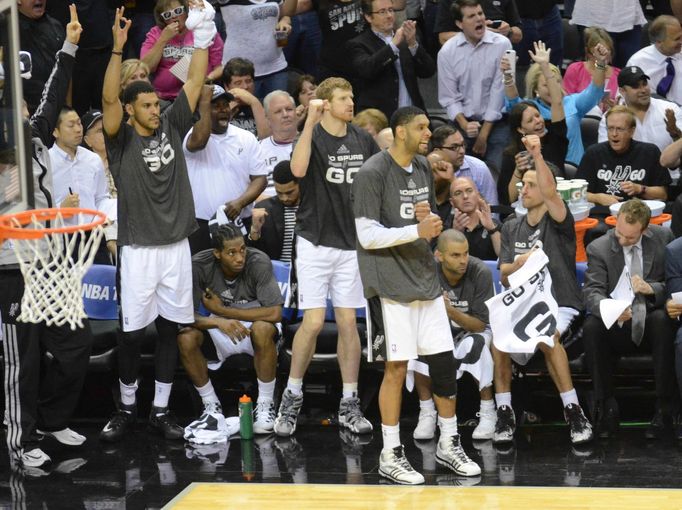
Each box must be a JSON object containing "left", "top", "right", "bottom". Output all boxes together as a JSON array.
[
  {"left": 274, "top": 78, "right": 377, "bottom": 437},
  {"left": 99, "top": 2, "right": 217, "bottom": 441}
]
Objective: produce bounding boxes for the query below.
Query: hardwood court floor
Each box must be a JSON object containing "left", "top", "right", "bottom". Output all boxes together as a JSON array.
[
  {"left": 166, "top": 483, "right": 682, "bottom": 510},
  {"left": 3, "top": 421, "right": 682, "bottom": 508}
]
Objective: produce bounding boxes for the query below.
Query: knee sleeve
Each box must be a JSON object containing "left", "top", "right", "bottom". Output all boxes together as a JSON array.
[
  {"left": 425, "top": 350, "right": 457, "bottom": 399},
  {"left": 154, "top": 317, "right": 180, "bottom": 384},
  {"left": 118, "top": 328, "right": 144, "bottom": 384}
]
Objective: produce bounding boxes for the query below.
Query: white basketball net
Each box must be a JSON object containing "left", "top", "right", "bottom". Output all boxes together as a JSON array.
[{"left": 9, "top": 211, "right": 105, "bottom": 330}]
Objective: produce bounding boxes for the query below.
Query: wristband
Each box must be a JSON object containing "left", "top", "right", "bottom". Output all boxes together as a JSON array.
[
  {"left": 111, "top": 50, "right": 122, "bottom": 55},
  {"left": 594, "top": 61, "right": 607, "bottom": 71},
  {"left": 640, "top": 185, "right": 647, "bottom": 196},
  {"left": 486, "top": 225, "right": 501, "bottom": 235}
]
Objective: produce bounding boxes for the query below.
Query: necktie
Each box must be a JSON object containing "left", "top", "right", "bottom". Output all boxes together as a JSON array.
[
  {"left": 656, "top": 57, "right": 675, "bottom": 98},
  {"left": 630, "top": 245, "right": 645, "bottom": 346}
]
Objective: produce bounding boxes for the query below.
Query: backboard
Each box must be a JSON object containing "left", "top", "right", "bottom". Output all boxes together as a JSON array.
[{"left": 0, "top": 0, "right": 32, "bottom": 218}]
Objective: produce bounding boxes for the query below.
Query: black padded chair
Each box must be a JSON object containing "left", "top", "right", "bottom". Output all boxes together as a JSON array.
[{"left": 580, "top": 115, "right": 601, "bottom": 153}]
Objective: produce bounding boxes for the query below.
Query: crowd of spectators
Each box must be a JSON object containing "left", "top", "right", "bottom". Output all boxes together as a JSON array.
[{"left": 8, "top": 0, "right": 682, "bottom": 482}]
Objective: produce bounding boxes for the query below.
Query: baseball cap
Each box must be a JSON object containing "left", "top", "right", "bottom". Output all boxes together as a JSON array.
[
  {"left": 211, "top": 84, "right": 235, "bottom": 102},
  {"left": 81, "top": 109, "right": 103, "bottom": 132},
  {"left": 617, "top": 66, "right": 650, "bottom": 88}
]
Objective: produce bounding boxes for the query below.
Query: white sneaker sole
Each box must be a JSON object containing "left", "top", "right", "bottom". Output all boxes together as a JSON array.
[
  {"left": 378, "top": 466, "right": 425, "bottom": 485},
  {"left": 435, "top": 454, "right": 482, "bottom": 477},
  {"left": 472, "top": 427, "right": 495, "bottom": 440},
  {"left": 254, "top": 423, "right": 275, "bottom": 434}
]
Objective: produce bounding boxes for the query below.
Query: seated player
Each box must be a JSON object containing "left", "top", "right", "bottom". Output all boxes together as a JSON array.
[
  {"left": 409, "top": 230, "right": 497, "bottom": 441},
  {"left": 495, "top": 134, "right": 593, "bottom": 446},
  {"left": 179, "top": 225, "right": 284, "bottom": 441}
]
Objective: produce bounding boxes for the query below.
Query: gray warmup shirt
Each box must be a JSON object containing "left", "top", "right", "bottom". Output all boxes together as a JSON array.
[
  {"left": 296, "top": 123, "right": 379, "bottom": 250},
  {"left": 500, "top": 208, "right": 583, "bottom": 311},
  {"left": 352, "top": 150, "right": 440, "bottom": 302},
  {"left": 105, "top": 90, "right": 198, "bottom": 246}
]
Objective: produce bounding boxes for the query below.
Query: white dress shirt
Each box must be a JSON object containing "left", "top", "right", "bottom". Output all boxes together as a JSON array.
[
  {"left": 183, "top": 124, "right": 268, "bottom": 220},
  {"left": 598, "top": 97, "right": 682, "bottom": 151},
  {"left": 49, "top": 144, "right": 110, "bottom": 225},
  {"left": 627, "top": 46, "right": 682, "bottom": 106},
  {"left": 374, "top": 30, "right": 418, "bottom": 110},
  {"left": 437, "top": 30, "right": 511, "bottom": 123},
  {"left": 570, "top": 0, "right": 646, "bottom": 33}
]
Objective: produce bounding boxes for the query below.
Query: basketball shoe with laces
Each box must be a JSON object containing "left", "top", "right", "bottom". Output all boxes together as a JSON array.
[
  {"left": 274, "top": 389, "right": 303, "bottom": 436},
  {"left": 338, "top": 397, "right": 373, "bottom": 434},
  {"left": 379, "top": 445, "right": 425, "bottom": 485},
  {"left": 436, "top": 434, "right": 481, "bottom": 476}
]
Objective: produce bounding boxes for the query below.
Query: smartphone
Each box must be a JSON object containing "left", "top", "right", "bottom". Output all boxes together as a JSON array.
[
  {"left": 503, "top": 49, "right": 516, "bottom": 78},
  {"left": 489, "top": 19, "right": 503, "bottom": 29}
]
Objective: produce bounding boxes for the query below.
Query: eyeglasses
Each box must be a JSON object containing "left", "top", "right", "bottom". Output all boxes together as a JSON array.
[
  {"left": 606, "top": 126, "right": 631, "bottom": 134},
  {"left": 370, "top": 8, "right": 395, "bottom": 16},
  {"left": 161, "top": 6, "right": 185, "bottom": 20},
  {"left": 439, "top": 143, "right": 465, "bottom": 151}
]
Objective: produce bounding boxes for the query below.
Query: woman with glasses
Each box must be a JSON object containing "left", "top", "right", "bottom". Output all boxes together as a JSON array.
[
  {"left": 503, "top": 39, "right": 610, "bottom": 167},
  {"left": 499, "top": 42, "right": 568, "bottom": 206},
  {"left": 141, "top": 0, "right": 224, "bottom": 100}
]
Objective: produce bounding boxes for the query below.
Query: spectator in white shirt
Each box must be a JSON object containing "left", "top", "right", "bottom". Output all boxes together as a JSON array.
[
  {"left": 184, "top": 85, "right": 268, "bottom": 253},
  {"left": 50, "top": 107, "right": 110, "bottom": 222},
  {"left": 598, "top": 66, "right": 682, "bottom": 171},
  {"left": 627, "top": 16, "right": 682, "bottom": 106},
  {"left": 437, "top": 0, "right": 511, "bottom": 175},
  {"left": 570, "top": 0, "right": 647, "bottom": 68},
  {"left": 259, "top": 90, "right": 297, "bottom": 197},
  {"left": 50, "top": 106, "right": 111, "bottom": 261}
]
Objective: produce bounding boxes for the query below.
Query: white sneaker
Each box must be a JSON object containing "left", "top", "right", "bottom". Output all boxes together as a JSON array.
[
  {"left": 184, "top": 409, "right": 229, "bottom": 444},
  {"left": 254, "top": 399, "right": 276, "bottom": 434},
  {"left": 472, "top": 407, "right": 497, "bottom": 440},
  {"left": 338, "top": 397, "right": 373, "bottom": 434},
  {"left": 21, "top": 448, "right": 51, "bottom": 468},
  {"left": 413, "top": 408, "right": 437, "bottom": 440},
  {"left": 37, "top": 428, "right": 86, "bottom": 446},
  {"left": 379, "top": 445, "right": 425, "bottom": 485},
  {"left": 436, "top": 435, "right": 481, "bottom": 476}
]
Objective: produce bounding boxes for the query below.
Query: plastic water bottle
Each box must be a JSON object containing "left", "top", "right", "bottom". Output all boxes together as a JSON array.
[
  {"left": 241, "top": 439, "right": 255, "bottom": 481},
  {"left": 239, "top": 394, "right": 254, "bottom": 440}
]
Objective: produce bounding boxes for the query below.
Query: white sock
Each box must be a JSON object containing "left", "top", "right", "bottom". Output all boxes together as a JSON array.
[
  {"left": 195, "top": 381, "right": 220, "bottom": 407},
  {"left": 381, "top": 423, "right": 401, "bottom": 450},
  {"left": 480, "top": 399, "right": 495, "bottom": 413},
  {"left": 438, "top": 415, "right": 458, "bottom": 438},
  {"left": 119, "top": 380, "right": 138, "bottom": 407},
  {"left": 153, "top": 381, "right": 172, "bottom": 410},
  {"left": 495, "top": 392, "right": 512, "bottom": 408},
  {"left": 342, "top": 382, "right": 358, "bottom": 400},
  {"left": 560, "top": 389, "right": 579, "bottom": 407},
  {"left": 419, "top": 398, "right": 436, "bottom": 413},
  {"left": 286, "top": 377, "right": 303, "bottom": 396},
  {"left": 258, "top": 378, "right": 276, "bottom": 401}
]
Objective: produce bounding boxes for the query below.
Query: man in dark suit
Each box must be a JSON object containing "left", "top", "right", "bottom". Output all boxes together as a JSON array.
[
  {"left": 665, "top": 236, "right": 682, "bottom": 439},
  {"left": 347, "top": 0, "right": 436, "bottom": 121},
  {"left": 583, "top": 199, "right": 676, "bottom": 439},
  {"left": 248, "top": 161, "right": 300, "bottom": 263}
]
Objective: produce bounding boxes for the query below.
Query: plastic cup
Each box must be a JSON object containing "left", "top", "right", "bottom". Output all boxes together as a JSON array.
[
  {"left": 274, "top": 30, "right": 288, "bottom": 47},
  {"left": 569, "top": 181, "right": 582, "bottom": 203},
  {"left": 557, "top": 182, "right": 572, "bottom": 202}
]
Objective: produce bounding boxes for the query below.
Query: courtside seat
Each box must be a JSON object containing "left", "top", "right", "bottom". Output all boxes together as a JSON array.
[
  {"left": 272, "top": 260, "right": 367, "bottom": 374},
  {"left": 82, "top": 264, "right": 119, "bottom": 372}
]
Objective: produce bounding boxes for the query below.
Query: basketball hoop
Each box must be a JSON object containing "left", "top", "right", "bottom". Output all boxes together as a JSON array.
[{"left": 0, "top": 207, "right": 108, "bottom": 330}]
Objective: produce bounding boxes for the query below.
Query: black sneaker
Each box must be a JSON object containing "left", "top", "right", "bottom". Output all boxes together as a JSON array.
[
  {"left": 149, "top": 406, "right": 183, "bottom": 440},
  {"left": 492, "top": 405, "right": 515, "bottom": 444},
  {"left": 564, "top": 403, "right": 594, "bottom": 445},
  {"left": 100, "top": 404, "right": 137, "bottom": 443}
]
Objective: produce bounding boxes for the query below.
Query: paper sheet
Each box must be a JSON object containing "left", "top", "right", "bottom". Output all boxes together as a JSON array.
[
  {"left": 672, "top": 292, "right": 682, "bottom": 305},
  {"left": 169, "top": 55, "right": 191, "bottom": 83},
  {"left": 599, "top": 266, "right": 635, "bottom": 329}
]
